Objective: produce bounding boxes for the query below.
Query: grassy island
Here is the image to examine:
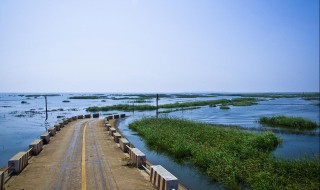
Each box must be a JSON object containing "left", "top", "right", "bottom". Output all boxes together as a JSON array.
[
  {"left": 86, "top": 98, "right": 259, "bottom": 112},
  {"left": 220, "top": 104, "right": 230, "bottom": 109},
  {"left": 69, "top": 95, "right": 108, "bottom": 99},
  {"left": 259, "top": 116, "right": 319, "bottom": 130},
  {"left": 129, "top": 118, "right": 319, "bottom": 190}
]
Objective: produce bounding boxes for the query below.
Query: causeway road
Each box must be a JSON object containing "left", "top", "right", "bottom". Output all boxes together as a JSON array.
[{"left": 5, "top": 119, "right": 154, "bottom": 190}]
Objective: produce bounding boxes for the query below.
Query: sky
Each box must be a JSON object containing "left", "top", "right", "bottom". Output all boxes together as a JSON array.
[{"left": 0, "top": 0, "right": 319, "bottom": 93}]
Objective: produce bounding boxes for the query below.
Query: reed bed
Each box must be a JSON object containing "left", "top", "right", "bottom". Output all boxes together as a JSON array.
[
  {"left": 87, "top": 98, "right": 259, "bottom": 112},
  {"left": 259, "top": 116, "right": 319, "bottom": 130},
  {"left": 69, "top": 95, "right": 108, "bottom": 99},
  {"left": 87, "top": 104, "right": 156, "bottom": 112},
  {"left": 158, "top": 107, "right": 200, "bottom": 114},
  {"left": 129, "top": 118, "right": 320, "bottom": 190}
]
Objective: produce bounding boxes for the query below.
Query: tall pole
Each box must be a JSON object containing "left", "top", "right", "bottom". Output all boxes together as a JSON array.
[
  {"left": 45, "top": 96, "right": 48, "bottom": 121},
  {"left": 156, "top": 94, "right": 159, "bottom": 118}
]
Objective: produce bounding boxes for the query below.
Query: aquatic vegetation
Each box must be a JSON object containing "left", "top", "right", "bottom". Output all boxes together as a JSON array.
[
  {"left": 50, "top": 108, "right": 64, "bottom": 112},
  {"left": 173, "top": 94, "right": 217, "bottom": 98},
  {"left": 133, "top": 99, "right": 152, "bottom": 103},
  {"left": 122, "top": 93, "right": 172, "bottom": 99},
  {"left": 239, "top": 92, "right": 320, "bottom": 100},
  {"left": 86, "top": 98, "right": 260, "bottom": 112},
  {"left": 161, "top": 98, "right": 258, "bottom": 109},
  {"left": 86, "top": 104, "right": 156, "bottom": 112},
  {"left": 129, "top": 118, "right": 320, "bottom": 190},
  {"left": 230, "top": 98, "right": 258, "bottom": 106},
  {"left": 158, "top": 107, "right": 200, "bottom": 114},
  {"left": 220, "top": 104, "right": 230, "bottom": 109},
  {"left": 69, "top": 95, "right": 108, "bottom": 99},
  {"left": 111, "top": 97, "right": 133, "bottom": 100},
  {"left": 259, "top": 116, "right": 319, "bottom": 130},
  {"left": 24, "top": 94, "right": 60, "bottom": 98}
]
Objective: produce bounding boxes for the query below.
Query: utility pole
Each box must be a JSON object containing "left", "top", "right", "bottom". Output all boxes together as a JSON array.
[
  {"left": 156, "top": 94, "right": 159, "bottom": 118},
  {"left": 45, "top": 96, "right": 48, "bottom": 120}
]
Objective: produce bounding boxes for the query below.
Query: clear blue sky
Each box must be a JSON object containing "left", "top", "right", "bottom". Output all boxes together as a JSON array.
[{"left": 0, "top": 0, "right": 319, "bottom": 93}]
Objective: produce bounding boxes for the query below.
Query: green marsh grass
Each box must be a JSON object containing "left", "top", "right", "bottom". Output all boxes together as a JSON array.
[
  {"left": 86, "top": 98, "right": 259, "bottom": 112},
  {"left": 24, "top": 94, "right": 60, "bottom": 98},
  {"left": 122, "top": 94, "right": 171, "bottom": 99},
  {"left": 259, "top": 116, "right": 320, "bottom": 130},
  {"left": 158, "top": 107, "right": 200, "bottom": 114},
  {"left": 220, "top": 104, "right": 230, "bottom": 109},
  {"left": 239, "top": 92, "right": 320, "bottom": 100},
  {"left": 173, "top": 94, "right": 217, "bottom": 98},
  {"left": 133, "top": 99, "right": 152, "bottom": 103},
  {"left": 86, "top": 104, "right": 156, "bottom": 112},
  {"left": 69, "top": 95, "right": 108, "bottom": 99},
  {"left": 129, "top": 118, "right": 320, "bottom": 189}
]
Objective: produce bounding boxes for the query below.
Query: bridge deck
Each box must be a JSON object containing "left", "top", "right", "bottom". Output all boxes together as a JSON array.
[{"left": 5, "top": 119, "right": 154, "bottom": 190}]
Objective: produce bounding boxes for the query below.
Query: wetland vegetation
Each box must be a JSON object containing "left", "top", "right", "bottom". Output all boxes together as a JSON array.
[
  {"left": 21, "top": 94, "right": 61, "bottom": 98},
  {"left": 87, "top": 104, "right": 156, "bottom": 112},
  {"left": 129, "top": 118, "right": 320, "bottom": 190},
  {"left": 69, "top": 95, "right": 108, "bottom": 99},
  {"left": 259, "top": 116, "right": 320, "bottom": 130},
  {"left": 220, "top": 104, "right": 230, "bottom": 109},
  {"left": 86, "top": 98, "right": 259, "bottom": 112},
  {"left": 158, "top": 107, "right": 200, "bottom": 114}
]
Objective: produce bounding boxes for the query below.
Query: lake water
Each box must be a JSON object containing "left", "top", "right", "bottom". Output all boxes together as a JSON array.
[{"left": 0, "top": 93, "right": 319, "bottom": 190}]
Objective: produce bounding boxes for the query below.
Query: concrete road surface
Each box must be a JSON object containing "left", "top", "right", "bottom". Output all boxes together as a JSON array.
[{"left": 5, "top": 119, "right": 154, "bottom": 190}]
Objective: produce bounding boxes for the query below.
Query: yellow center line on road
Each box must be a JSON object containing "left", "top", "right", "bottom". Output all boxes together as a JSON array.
[{"left": 82, "top": 122, "right": 88, "bottom": 190}]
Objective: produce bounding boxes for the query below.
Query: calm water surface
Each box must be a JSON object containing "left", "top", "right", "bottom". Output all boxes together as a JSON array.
[{"left": 0, "top": 93, "right": 319, "bottom": 190}]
